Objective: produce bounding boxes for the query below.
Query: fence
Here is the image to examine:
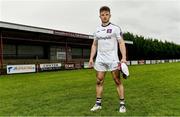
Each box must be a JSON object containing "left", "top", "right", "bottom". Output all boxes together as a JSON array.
[
  {"left": 126, "top": 59, "right": 180, "bottom": 66},
  {"left": 1, "top": 59, "right": 180, "bottom": 75}
]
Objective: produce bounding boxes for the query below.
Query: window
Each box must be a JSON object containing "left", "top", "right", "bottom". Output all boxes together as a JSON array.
[
  {"left": 83, "top": 48, "right": 90, "bottom": 59},
  {"left": 3, "top": 44, "right": 16, "bottom": 58},
  {"left": 71, "top": 48, "right": 82, "bottom": 59},
  {"left": 18, "top": 45, "right": 44, "bottom": 59}
]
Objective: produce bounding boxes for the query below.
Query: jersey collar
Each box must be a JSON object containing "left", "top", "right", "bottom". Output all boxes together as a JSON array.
[{"left": 101, "top": 22, "right": 111, "bottom": 27}]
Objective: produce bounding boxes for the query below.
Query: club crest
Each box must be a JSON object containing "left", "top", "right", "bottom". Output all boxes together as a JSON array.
[{"left": 107, "top": 29, "right": 112, "bottom": 33}]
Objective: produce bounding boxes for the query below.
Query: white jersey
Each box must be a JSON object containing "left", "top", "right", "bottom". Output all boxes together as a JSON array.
[{"left": 94, "top": 22, "right": 123, "bottom": 63}]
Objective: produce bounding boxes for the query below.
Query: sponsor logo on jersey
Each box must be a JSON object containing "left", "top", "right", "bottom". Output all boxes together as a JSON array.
[{"left": 97, "top": 36, "right": 111, "bottom": 40}]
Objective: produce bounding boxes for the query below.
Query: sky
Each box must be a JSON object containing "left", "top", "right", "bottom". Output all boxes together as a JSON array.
[{"left": 0, "top": 0, "right": 180, "bottom": 44}]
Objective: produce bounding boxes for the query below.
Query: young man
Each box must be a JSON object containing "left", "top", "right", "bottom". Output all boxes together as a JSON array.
[{"left": 89, "top": 6, "right": 127, "bottom": 113}]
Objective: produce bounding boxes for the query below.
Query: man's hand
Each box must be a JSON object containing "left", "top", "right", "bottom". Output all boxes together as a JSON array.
[{"left": 89, "top": 59, "right": 94, "bottom": 68}]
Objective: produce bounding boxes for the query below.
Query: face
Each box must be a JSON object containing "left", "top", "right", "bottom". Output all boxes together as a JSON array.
[{"left": 100, "top": 11, "right": 111, "bottom": 23}]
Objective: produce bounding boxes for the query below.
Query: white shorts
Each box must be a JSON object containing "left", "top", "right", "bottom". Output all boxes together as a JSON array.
[{"left": 94, "top": 62, "right": 119, "bottom": 72}]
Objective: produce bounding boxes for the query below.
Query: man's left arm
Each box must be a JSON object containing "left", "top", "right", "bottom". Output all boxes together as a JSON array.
[{"left": 118, "top": 38, "right": 127, "bottom": 63}]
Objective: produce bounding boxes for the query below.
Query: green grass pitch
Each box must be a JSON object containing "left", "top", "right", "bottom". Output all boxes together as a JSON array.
[{"left": 0, "top": 62, "right": 180, "bottom": 116}]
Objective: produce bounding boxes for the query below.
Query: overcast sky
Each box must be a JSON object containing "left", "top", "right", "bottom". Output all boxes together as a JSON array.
[{"left": 0, "top": 0, "right": 180, "bottom": 44}]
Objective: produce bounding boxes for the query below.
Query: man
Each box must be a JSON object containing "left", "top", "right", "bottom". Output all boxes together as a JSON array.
[{"left": 89, "top": 6, "right": 127, "bottom": 113}]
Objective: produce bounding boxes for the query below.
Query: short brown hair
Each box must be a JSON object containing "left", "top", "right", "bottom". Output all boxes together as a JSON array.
[{"left": 99, "top": 6, "right": 110, "bottom": 13}]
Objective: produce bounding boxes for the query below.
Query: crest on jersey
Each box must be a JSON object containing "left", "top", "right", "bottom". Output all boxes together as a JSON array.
[{"left": 107, "top": 29, "right": 112, "bottom": 33}]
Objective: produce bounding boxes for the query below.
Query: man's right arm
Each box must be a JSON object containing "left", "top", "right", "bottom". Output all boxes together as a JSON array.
[{"left": 89, "top": 39, "right": 97, "bottom": 68}]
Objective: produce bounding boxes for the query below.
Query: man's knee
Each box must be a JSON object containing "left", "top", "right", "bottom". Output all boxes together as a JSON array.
[
  {"left": 96, "top": 78, "right": 104, "bottom": 85},
  {"left": 96, "top": 71, "right": 105, "bottom": 85},
  {"left": 113, "top": 77, "right": 121, "bottom": 85}
]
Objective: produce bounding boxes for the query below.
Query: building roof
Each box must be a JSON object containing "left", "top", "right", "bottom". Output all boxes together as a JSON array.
[{"left": 0, "top": 21, "right": 133, "bottom": 44}]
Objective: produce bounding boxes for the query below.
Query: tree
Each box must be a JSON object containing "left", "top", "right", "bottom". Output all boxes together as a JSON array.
[{"left": 123, "top": 32, "right": 180, "bottom": 60}]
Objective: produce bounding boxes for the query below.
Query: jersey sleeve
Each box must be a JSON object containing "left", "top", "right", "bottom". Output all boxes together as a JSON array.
[
  {"left": 93, "top": 32, "right": 98, "bottom": 40},
  {"left": 115, "top": 27, "right": 123, "bottom": 41}
]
